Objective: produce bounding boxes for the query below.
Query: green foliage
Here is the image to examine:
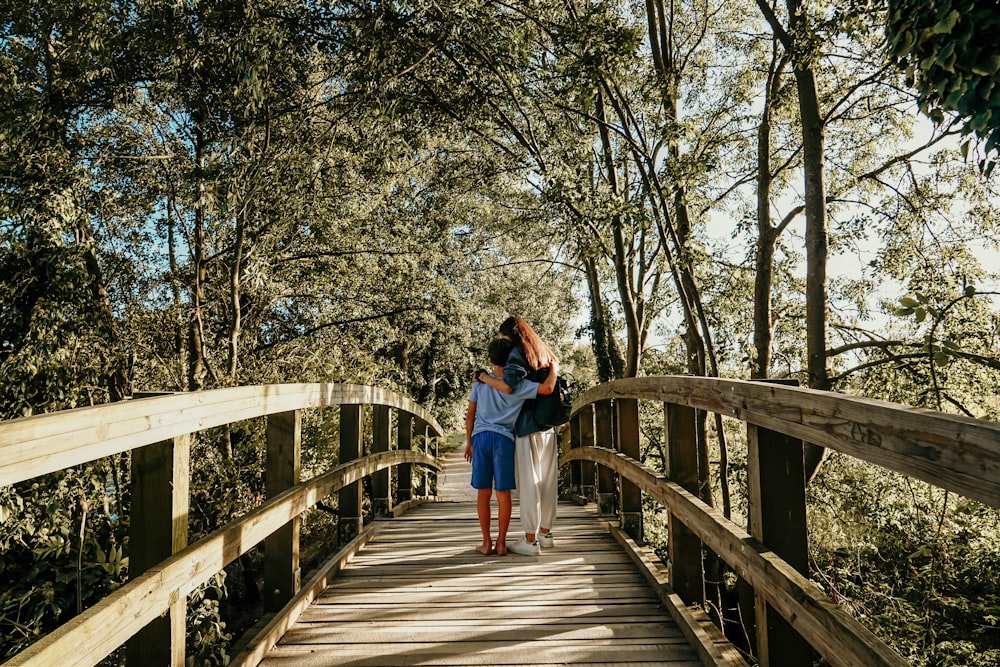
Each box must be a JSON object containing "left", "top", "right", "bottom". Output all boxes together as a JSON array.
[
  {"left": 0, "top": 226, "right": 111, "bottom": 418},
  {"left": 809, "top": 453, "right": 1000, "bottom": 664},
  {"left": 0, "top": 464, "right": 127, "bottom": 661},
  {"left": 186, "top": 573, "right": 233, "bottom": 667},
  {"left": 883, "top": 286, "right": 1000, "bottom": 417},
  {"left": 887, "top": 0, "right": 1000, "bottom": 169}
]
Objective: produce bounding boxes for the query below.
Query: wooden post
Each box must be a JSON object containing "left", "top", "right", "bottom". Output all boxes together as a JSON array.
[
  {"left": 263, "top": 410, "right": 301, "bottom": 612},
  {"left": 665, "top": 402, "right": 703, "bottom": 606},
  {"left": 338, "top": 404, "right": 363, "bottom": 544},
  {"left": 594, "top": 400, "right": 617, "bottom": 516},
  {"left": 427, "top": 422, "right": 438, "bottom": 496},
  {"left": 127, "top": 434, "right": 190, "bottom": 667},
  {"left": 577, "top": 405, "right": 597, "bottom": 503},
  {"left": 414, "top": 419, "right": 430, "bottom": 497},
  {"left": 396, "top": 412, "right": 413, "bottom": 504},
  {"left": 371, "top": 405, "right": 392, "bottom": 517},
  {"left": 616, "top": 398, "right": 642, "bottom": 541},
  {"left": 568, "top": 412, "right": 583, "bottom": 499},
  {"left": 747, "top": 421, "right": 812, "bottom": 666}
]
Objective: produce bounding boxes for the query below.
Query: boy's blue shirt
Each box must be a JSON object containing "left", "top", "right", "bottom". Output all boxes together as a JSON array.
[{"left": 470, "top": 373, "right": 539, "bottom": 441}]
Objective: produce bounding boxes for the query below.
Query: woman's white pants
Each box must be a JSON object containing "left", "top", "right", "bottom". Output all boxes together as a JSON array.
[{"left": 515, "top": 429, "right": 558, "bottom": 536}]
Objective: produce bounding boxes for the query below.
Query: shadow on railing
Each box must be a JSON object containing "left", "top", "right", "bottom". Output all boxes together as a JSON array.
[
  {"left": 560, "top": 376, "right": 1000, "bottom": 667},
  {"left": 0, "top": 383, "right": 442, "bottom": 667}
]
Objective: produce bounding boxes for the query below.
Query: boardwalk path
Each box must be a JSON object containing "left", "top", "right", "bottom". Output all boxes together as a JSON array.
[{"left": 258, "top": 446, "right": 702, "bottom": 666}]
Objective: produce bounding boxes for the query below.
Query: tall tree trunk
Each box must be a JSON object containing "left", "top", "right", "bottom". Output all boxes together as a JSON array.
[
  {"left": 167, "top": 207, "right": 187, "bottom": 390},
  {"left": 227, "top": 209, "right": 246, "bottom": 380},
  {"left": 752, "top": 47, "right": 790, "bottom": 380},
  {"left": 595, "top": 89, "right": 642, "bottom": 377},
  {"left": 188, "top": 121, "right": 210, "bottom": 392},
  {"left": 584, "top": 256, "right": 626, "bottom": 382},
  {"left": 757, "top": 0, "right": 830, "bottom": 479},
  {"left": 41, "top": 14, "right": 129, "bottom": 403},
  {"left": 76, "top": 223, "right": 131, "bottom": 401}
]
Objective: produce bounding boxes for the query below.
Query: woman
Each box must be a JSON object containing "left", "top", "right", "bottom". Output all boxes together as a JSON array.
[{"left": 478, "top": 316, "right": 559, "bottom": 556}]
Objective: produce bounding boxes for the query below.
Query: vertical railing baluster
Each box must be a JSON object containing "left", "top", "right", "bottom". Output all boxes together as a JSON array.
[
  {"left": 665, "top": 402, "right": 703, "bottom": 606},
  {"left": 263, "top": 410, "right": 302, "bottom": 611},
  {"left": 396, "top": 412, "right": 413, "bottom": 505},
  {"left": 414, "top": 419, "right": 430, "bottom": 497},
  {"left": 568, "top": 412, "right": 583, "bottom": 497},
  {"left": 594, "top": 400, "right": 617, "bottom": 516},
  {"left": 338, "top": 404, "right": 364, "bottom": 544},
  {"left": 747, "top": 421, "right": 811, "bottom": 666},
  {"left": 371, "top": 405, "right": 392, "bottom": 517},
  {"left": 127, "top": 433, "right": 190, "bottom": 667},
  {"left": 616, "top": 398, "right": 642, "bottom": 541},
  {"left": 576, "top": 404, "right": 597, "bottom": 507}
]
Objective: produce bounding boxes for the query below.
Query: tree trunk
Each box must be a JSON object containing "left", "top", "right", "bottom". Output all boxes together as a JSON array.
[
  {"left": 752, "top": 48, "right": 789, "bottom": 380},
  {"left": 188, "top": 121, "right": 210, "bottom": 392},
  {"left": 227, "top": 209, "right": 246, "bottom": 381},
  {"left": 595, "top": 89, "right": 642, "bottom": 377},
  {"left": 584, "top": 256, "right": 626, "bottom": 382}
]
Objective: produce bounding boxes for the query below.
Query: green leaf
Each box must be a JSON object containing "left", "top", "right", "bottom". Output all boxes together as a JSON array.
[
  {"left": 931, "top": 10, "right": 961, "bottom": 34},
  {"left": 899, "top": 296, "right": 920, "bottom": 307},
  {"left": 933, "top": 351, "right": 951, "bottom": 366},
  {"left": 971, "top": 54, "right": 1000, "bottom": 76},
  {"left": 894, "top": 307, "right": 915, "bottom": 316},
  {"left": 964, "top": 285, "right": 976, "bottom": 297},
  {"left": 915, "top": 307, "right": 927, "bottom": 323}
]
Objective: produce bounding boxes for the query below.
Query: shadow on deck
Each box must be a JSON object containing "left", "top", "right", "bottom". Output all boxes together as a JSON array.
[{"left": 257, "top": 500, "right": 740, "bottom": 667}]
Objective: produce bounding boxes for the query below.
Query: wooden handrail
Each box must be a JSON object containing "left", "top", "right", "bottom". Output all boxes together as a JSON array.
[
  {"left": 3, "top": 449, "right": 438, "bottom": 667},
  {"left": 562, "top": 446, "right": 906, "bottom": 667},
  {"left": 0, "top": 383, "right": 443, "bottom": 486},
  {"left": 574, "top": 376, "right": 1000, "bottom": 508},
  {"left": 564, "top": 375, "right": 1000, "bottom": 667},
  {"left": 0, "top": 383, "right": 443, "bottom": 667}
]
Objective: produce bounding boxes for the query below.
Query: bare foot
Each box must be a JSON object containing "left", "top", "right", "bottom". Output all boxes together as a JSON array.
[
  {"left": 495, "top": 541, "right": 507, "bottom": 556},
  {"left": 476, "top": 541, "right": 492, "bottom": 555}
]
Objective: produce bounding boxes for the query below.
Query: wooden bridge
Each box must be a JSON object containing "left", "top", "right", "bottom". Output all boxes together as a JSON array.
[{"left": 1, "top": 379, "right": 998, "bottom": 667}]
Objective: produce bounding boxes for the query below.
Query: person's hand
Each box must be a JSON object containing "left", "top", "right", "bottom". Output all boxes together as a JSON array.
[
  {"left": 473, "top": 369, "right": 486, "bottom": 382},
  {"left": 464, "top": 443, "right": 473, "bottom": 462}
]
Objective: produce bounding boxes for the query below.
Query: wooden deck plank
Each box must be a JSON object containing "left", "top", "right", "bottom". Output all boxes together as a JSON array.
[
  {"left": 257, "top": 500, "right": 704, "bottom": 666},
  {"left": 298, "top": 605, "right": 694, "bottom": 622},
  {"left": 262, "top": 642, "right": 702, "bottom": 667}
]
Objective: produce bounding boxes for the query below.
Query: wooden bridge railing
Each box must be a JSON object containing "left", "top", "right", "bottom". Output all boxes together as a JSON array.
[
  {"left": 0, "top": 383, "right": 443, "bottom": 667},
  {"left": 561, "top": 376, "right": 1000, "bottom": 667}
]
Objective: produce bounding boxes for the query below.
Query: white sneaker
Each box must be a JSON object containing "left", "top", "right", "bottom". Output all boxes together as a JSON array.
[
  {"left": 509, "top": 536, "right": 541, "bottom": 556},
  {"left": 538, "top": 532, "right": 554, "bottom": 549}
]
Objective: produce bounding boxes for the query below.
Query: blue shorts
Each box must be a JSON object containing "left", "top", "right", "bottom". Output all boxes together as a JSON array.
[{"left": 470, "top": 431, "right": 516, "bottom": 491}]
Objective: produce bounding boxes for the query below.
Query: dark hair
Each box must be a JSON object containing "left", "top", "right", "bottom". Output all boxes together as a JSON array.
[
  {"left": 498, "top": 316, "right": 556, "bottom": 370},
  {"left": 488, "top": 337, "right": 514, "bottom": 366}
]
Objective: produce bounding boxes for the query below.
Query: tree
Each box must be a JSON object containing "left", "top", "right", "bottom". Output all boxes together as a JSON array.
[{"left": 887, "top": 0, "right": 1000, "bottom": 169}]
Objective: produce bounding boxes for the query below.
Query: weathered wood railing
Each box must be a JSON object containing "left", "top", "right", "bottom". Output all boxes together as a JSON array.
[
  {"left": 561, "top": 376, "right": 1000, "bottom": 667},
  {"left": 0, "top": 383, "right": 442, "bottom": 667}
]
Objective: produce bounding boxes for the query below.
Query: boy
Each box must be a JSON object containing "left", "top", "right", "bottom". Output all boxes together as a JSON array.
[{"left": 465, "top": 338, "right": 558, "bottom": 556}]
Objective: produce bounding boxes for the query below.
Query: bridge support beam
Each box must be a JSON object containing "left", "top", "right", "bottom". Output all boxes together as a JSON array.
[
  {"left": 371, "top": 405, "right": 392, "bottom": 517},
  {"left": 567, "top": 412, "right": 583, "bottom": 498},
  {"left": 578, "top": 406, "right": 597, "bottom": 503},
  {"left": 264, "top": 410, "right": 302, "bottom": 612},
  {"left": 127, "top": 433, "right": 190, "bottom": 667},
  {"left": 616, "top": 398, "right": 642, "bottom": 541},
  {"left": 396, "top": 413, "right": 413, "bottom": 504},
  {"left": 665, "top": 402, "right": 703, "bottom": 606},
  {"left": 594, "top": 401, "right": 617, "bottom": 516},
  {"left": 746, "top": 422, "right": 812, "bottom": 667},
  {"left": 338, "top": 404, "right": 364, "bottom": 544}
]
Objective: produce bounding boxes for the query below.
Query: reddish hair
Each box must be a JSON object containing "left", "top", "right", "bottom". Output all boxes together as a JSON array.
[{"left": 499, "top": 316, "right": 557, "bottom": 370}]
